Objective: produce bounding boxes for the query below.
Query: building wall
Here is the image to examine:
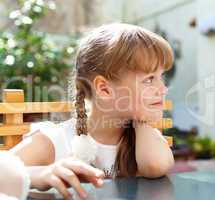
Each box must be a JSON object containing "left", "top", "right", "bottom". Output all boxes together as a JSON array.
[{"left": 196, "top": 0, "right": 215, "bottom": 137}]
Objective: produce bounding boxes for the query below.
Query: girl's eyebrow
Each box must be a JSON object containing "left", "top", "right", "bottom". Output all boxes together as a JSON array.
[
  {"left": 142, "top": 70, "right": 164, "bottom": 79},
  {"left": 143, "top": 72, "right": 155, "bottom": 77}
]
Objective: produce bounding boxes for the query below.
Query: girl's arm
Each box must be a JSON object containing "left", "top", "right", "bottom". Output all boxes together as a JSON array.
[
  {"left": 134, "top": 122, "right": 174, "bottom": 178},
  {"left": 11, "top": 132, "right": 105, "bottom": 199},
  {"left": 11, "top": 131, "right": 55, "bottom": 166}
]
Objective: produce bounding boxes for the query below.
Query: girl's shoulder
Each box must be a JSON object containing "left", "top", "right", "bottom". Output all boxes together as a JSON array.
[{"left": 26, "top": 118, "right": 77, "bottom": 161}]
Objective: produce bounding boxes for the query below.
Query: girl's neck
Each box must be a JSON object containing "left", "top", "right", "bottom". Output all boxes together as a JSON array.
[{"left": 87, "top": 106, "right": 126, "bottom": 146}]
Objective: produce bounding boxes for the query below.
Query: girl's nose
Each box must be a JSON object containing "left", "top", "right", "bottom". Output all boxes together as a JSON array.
[{"left": 157, "top": 81, "right": 168, "bottom": 96}]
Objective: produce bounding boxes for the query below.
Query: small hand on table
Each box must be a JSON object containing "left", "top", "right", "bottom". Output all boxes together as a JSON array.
[{"left": 30, "top": 157, "right": 105, "bottom": 200}]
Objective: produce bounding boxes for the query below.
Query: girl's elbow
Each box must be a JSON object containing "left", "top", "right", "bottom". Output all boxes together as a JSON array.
[{"left": 137, "top": 158, "right": 175, "bottom": 178}]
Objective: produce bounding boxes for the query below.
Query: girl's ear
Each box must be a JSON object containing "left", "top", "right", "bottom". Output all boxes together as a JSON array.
[{"left": 93, "top": 75, "right": 113, "bottom": 97}]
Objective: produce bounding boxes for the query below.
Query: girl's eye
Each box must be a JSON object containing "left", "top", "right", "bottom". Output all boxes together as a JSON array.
[{"left": 143, "top": 76, "right": 154, "bottom": 84}]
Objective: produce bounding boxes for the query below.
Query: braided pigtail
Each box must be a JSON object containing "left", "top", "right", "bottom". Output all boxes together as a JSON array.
[
  {"left": 75, "top": 82, "right": 88, "bottom": 136},
  {"left": 71, "top": 81, "right": 97, "bottom": 164}
]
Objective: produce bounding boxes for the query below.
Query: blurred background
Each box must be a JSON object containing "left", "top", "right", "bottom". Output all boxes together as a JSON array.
[{"left": 0, "top": 0, "right": 215, "bottom": 164}]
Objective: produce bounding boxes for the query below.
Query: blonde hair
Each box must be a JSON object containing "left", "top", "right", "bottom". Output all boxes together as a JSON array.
[{"left": 74, "top": 23, "right": 174, "bottom": 177}]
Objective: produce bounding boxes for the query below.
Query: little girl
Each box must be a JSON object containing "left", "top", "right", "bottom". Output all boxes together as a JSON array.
[{"left": 12, "top": 23, "right": 174, "bottom": 199}]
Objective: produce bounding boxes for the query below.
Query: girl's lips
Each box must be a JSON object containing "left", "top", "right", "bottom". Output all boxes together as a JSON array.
[{"left": 150, "top": 101, "right": 163, "bottom": 106}]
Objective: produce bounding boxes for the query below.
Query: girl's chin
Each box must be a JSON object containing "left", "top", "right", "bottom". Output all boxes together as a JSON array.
[{"left": 150, "top": 110, "right": 163, "bottom": 119}]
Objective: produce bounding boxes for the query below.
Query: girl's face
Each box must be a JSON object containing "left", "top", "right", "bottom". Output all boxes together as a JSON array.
[{"left": 112, "top": 67, "right": 168, "bottom": 123}]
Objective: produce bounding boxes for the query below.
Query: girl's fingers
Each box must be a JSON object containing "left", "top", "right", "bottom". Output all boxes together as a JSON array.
[
  {"left": 62, "top": 159, "right": 105, "bottom": 179},
  {"left": 86, "top": 175, "right": 104, "bottom": 188},
  {"left": 78, "top": 173, "right": 104, "bottom": 188},
  {"left": 48, "top": 175, "right": 72, "bottom": 200},
  {"left": 53, "top": 165, "right": 88, "bottom": 199}
]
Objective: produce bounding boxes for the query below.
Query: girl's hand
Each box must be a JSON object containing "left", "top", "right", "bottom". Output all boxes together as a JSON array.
[
  {"left": 132, "top": 95, "right": 164, "bottom": 126},
  {"left": 133, "top": 106, "right": 163, "bottom": 126},
  {"left": 29, "top": 158, "right": 105, "bottom": 200}
]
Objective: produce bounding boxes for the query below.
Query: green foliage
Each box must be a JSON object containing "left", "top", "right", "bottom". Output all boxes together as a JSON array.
[
  {"left": 187, "top": 135, "right": 215, "bottom": 159},
  {"left": 0, "top": 0, "right": 78, "bottom": 101},
  {"left": 164, "top": 127, "right": 215, "bottom": 159}
]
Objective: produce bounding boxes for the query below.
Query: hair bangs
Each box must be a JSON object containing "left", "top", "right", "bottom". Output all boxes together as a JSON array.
[{"left": 129, "top": 30, "right": 174, "bottom": 74}]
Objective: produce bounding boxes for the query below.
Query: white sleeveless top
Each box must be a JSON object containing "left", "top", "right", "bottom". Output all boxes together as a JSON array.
[{"left": 26, "top": 118, "right": 121, "bottom": 178}]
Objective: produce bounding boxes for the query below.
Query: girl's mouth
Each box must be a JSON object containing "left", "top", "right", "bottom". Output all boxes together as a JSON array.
[{"left": 150, "top": 101, "right": 163, "bottom": 107}]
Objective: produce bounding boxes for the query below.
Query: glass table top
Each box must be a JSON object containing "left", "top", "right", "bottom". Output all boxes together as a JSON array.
[{"left": 28, "top": 170, "right": 215, "bottom": 200}]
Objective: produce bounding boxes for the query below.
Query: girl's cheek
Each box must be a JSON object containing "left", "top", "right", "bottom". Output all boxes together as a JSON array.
[
  {"left": 130, "top": 97, "right": 147, "bottom": 118},
  {"left": 114, "top": 88, "right": 134, "bottom": 112},
  {"left": 140, "top": 88, "right": 158, "bottom": 102}
]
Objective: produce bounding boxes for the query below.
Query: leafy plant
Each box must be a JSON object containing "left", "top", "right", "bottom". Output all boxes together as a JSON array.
[
  {"left": 187, "top": 135, "right": 215, "bottom": 159},
  {"left": 0, "top": 0, "right": 78, "bottom": 101},
  {"left": 164, "top": 127, "right": 215, "bottom": 159}
]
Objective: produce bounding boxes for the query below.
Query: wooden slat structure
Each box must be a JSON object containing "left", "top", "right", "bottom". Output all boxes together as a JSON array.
[{"left": 0, "top": 89, "right": 173, "bottom": 150}]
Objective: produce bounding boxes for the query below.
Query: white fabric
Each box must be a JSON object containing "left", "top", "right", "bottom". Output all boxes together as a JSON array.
[
  {"left": 0, "top": 193, "right": 18, "bottom": 200},
  {"left": 25, "top": 118, "right": 121, "bottom": 178},
  {"left": 0, "top": 151, "right": 30, "bottom": 200},
  {"left": 71, "top": 134, "right": 98, "bottom": 164}
]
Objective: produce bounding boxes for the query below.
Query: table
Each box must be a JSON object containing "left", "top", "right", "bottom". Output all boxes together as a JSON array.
[{"left": 28, "top": 170, "right": 215, "bottom": 200}]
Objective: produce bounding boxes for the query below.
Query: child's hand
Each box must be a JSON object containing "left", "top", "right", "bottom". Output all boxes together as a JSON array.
[
  {"left": 133, "top": 105, "right": 163, "bottom": 125},
  {"left": 131, "top": 95, "right": 164, "bottom": 126},
  {"left": 29, "top": 158, "right": 105, "bottom": 200}
]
